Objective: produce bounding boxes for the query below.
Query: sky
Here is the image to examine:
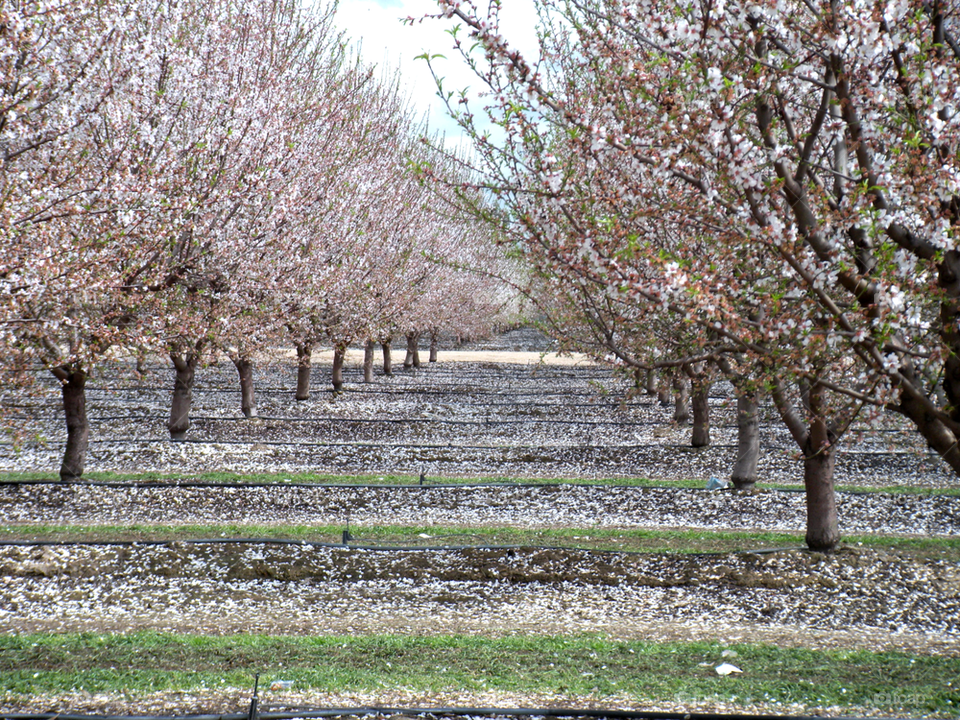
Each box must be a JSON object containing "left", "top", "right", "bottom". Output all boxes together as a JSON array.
[{"left": 332, "top": 0, "right": 540, "bottom": 145}]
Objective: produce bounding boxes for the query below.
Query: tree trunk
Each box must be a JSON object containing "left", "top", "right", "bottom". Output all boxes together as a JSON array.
[
  {"left": 771, "top": 379, "right": 841, "bottom": 551},
  {"left": 673, "top": 376, "right": 690, "bottom": 424},
  {"left": 382, "top": 340, "right": 393, "bottom": 376},
  {"left": 802, "top": 388, "right": 840, "bottom": 550},
  {"left": 731, "top": 394, "right": 761, "bottom": 490},
  {"left": 295, "top": 344, "right": 312, "bottom": 401},
  {"left": 53, "top": 365, "right": 88, "bottom": 481},
  {"left": 404, "top": 332, "right": 421, "bottom": 369},
  {"left": 332, "top": 345, "right": 345, "bottom": 392},
  {"left": 690, "top": 382, "right": 711, "bottom": 447},
  {"left": 169, "top": 352, "right": 198, "bottom": 441},
  {"left": 429, "top": 332, "right": 439, "bottom": 363},
  {"left": 895, "top": 381, "right": 960, "bottom": 475},
  {"left": 804, "top": 440, "right": 839, "bottom": 551},
  {"left": 363, "top": 340, "right": 375, "bottom": 383},
  {"left": 233, "top": 356, "right": 256, "bottom": 418}
]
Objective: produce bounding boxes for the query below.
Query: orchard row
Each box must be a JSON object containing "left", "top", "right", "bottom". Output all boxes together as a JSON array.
[
  {"left": 418, "top": 0, "right": 960, "bottom": 550},
  {"left": 1, "top": 1, "right": 518, "bottom": 479}
]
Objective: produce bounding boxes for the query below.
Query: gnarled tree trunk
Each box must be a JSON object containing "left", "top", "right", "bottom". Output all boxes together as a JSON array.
[
  {"left": 363, "top": 340, "right": 375, "bottom": 383},
  {"left": 332, "top": 345, "right": 346, "bottom": 392},
  {"left": 295, "top": 344, "right": 312, "bottom": 401},
  {"left": 169, "top": 352, "right": 198, "bottom": 441},
  {"left": 233, "top": 356, "right": 256, "bottom": 418},
  {"left": 731, "top": 393, "right": 761, "bottom": 490},
  {"left": 429, "top": 332, "right": 440, "bottom": 363},
  {"left": 690, "top": 381, "right": 711, "bottom": 447},
  {"left": 53, "top": 364, "right": 88, "bottom": 481},
  {"left": 382, "top": 339, "right": 393, "bottom": 376}
]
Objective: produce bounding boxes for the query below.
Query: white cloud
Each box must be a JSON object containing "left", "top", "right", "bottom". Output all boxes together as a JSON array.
[{"left": 333, "top": 0, "right": 539, "bottom": 145}]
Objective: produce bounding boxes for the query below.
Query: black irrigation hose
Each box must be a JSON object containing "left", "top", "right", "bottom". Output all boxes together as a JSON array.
[
  {"left": 0, "top": 704, "right": 903, "bottom": 720},
  {"left": 0, "top": 478, "right": 754, "bottom": 491}
]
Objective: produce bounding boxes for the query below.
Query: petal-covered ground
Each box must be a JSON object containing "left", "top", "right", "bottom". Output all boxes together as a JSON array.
[
  {"left": 1, "top": 542, "right": 958, "bottom": 656},
  {"left": 1, "top": 328, "right": 955, "bottom": 487},
  {"left": 1, "top": 329, "right": 959, "bottom": 715}
]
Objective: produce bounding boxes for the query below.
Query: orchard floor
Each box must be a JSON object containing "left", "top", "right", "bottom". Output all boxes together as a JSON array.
[
  {"left": 1, "top": 327, "right": 955, "bottom": 487},
  {"left": 1, "top": 328, "right": 959, "bottom": 716}
]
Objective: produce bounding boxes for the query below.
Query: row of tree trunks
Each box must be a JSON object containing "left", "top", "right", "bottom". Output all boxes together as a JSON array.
[
  {"left": 297, "top": 340, "right": 399, "bottom": 401},
  {"left": 648, "top": 372, "right": 756, "bottom": 487},
  {"left": 50, "top": 348, "right": 833, "bottom": 551}
]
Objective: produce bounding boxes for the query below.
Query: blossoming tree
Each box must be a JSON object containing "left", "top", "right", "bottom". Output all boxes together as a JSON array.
[{"left": 423, "top": 0, "right": 960, "bottom": 549}]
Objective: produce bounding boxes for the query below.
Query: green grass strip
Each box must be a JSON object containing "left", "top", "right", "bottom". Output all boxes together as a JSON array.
[
  {"left": 0, "top": 633, "right": 957, "bottom": 716},
  {"left": 2, "top": 470, "right": 957, "bottom": 495},
  {"left": 1, "top": 524, "right": 957, "bottom": 558}
]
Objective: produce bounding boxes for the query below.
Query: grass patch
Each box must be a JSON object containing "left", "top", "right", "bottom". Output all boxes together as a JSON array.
[
  {"left": 0, "top": 633, "right": 957, "bottom": 716},
  {"left": 1, "top": 523, "right": 958, "bottom": 559}
]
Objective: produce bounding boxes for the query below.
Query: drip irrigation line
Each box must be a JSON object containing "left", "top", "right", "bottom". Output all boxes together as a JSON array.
[
  {"left": 0, "top": 478, "right": 744, "bottom": 491},
  {"left": 0, "top": 535, "right": 808, "bottom": 557},
  {"left": 0, "top": 704, "right": 896, "bottom": 720},
  {"left": 140, "top": 440, "right": 733, "bottom": 451}
]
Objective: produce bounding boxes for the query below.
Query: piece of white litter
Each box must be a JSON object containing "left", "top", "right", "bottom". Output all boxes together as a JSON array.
[
  {"left": 721, "top": 649, "right": 738, "bottom": 658},
  {"left": 715, "top": 663, "right": 742, "bottom": 676}
]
